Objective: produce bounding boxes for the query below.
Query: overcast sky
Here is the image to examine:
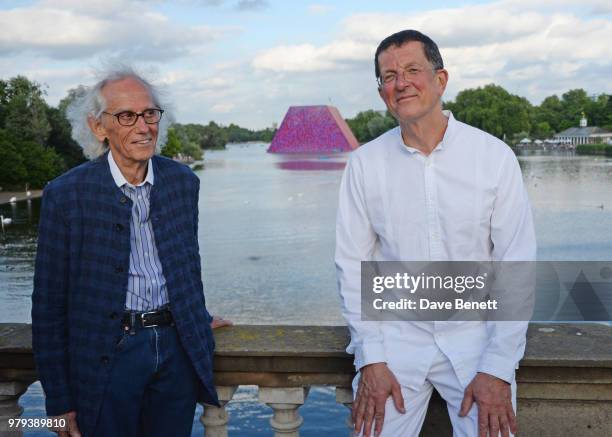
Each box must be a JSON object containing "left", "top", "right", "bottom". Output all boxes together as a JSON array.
[{"left": 1, "top": 0, "right": 611, "bottom": 129}]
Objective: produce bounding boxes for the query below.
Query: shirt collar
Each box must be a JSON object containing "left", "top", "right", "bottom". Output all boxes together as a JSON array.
[
  {"left": 108, "top": 150, "right": 154, "bottom": 188},
  {"left": 397, "top": 109, "right": 457, "bottom": 155}
]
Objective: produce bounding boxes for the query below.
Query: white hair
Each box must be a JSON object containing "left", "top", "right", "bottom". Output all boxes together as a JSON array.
[{"left": 66, "top": 64, "right": 173, "bottom": 159}]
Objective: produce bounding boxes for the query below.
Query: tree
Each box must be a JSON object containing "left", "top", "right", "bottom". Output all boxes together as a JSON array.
[
  {"left": 199, "top": 121, "right": 229, "bottom": 149},
  {"left": 46, "top": 106, "right": 86, "bottom": 168},
  {"left": 532, "top": 95, "right": 563, "bottom": 133},
  {"left": 346, "top": 110, "right": 397, "bottom": 143},
  {"left": 18, "top": 139, "right": 65, "bottom": 187},
  {"left": 445, "top": 84, "right": 531, "bottom": 140},
  {"left": 2, "top": 76, "right": 51, "bottom": 144},
  {"left": 558, "top": 89, "right": 590, "bottom": 130},
  {"left": 161, "top": 128, "right": 182, "bottom": 158},
  {"left": 0, "top": 129, "right": 27, "bottom": 189}
]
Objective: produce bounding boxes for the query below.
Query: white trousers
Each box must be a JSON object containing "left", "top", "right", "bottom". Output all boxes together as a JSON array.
[{"left": 352, "top": 347, "right": 517, "bottom": 437}]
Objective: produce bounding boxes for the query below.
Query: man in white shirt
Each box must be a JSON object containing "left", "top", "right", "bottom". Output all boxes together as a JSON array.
[{"left": 335, "top": 30, "right": 536, "bottom": 437}]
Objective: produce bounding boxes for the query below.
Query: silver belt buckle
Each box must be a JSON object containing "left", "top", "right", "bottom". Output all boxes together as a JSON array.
[{"left": 140, "top": 310, "right": 159, "bottom": 328}]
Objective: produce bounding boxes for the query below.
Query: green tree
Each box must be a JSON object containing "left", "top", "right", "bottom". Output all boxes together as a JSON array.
[
  {"left": 181, "top": 141, "right": 203, "bottom": 160},
  {"left": 161, "top": 128, "right": 182, "bottom": 158},
  {"left": 199, "top": 121, "right": 228, "bottom": 149},
  {"left": 18, "top": 139, "right": 65, "bottom": 187},
  {"left": 558, "top": 89, "right": 590, "bottom": 130},
  {"left": 46, "top": 106, "right": 86, "bottom": 168},
  {"left": 532, "top": 95, "right": 563, "bottom": 133},
  {"left": 445, "top": 84, "right": 532, "bottom": 140},
  {"left": 1, "top": 76, "right": 51, "bottom": 144},
  {"left": 0, "top": 129, "right": 27, "bottom": 189},
  {"left": 346, "top": 110, "right": 397, "bottom": 143}
]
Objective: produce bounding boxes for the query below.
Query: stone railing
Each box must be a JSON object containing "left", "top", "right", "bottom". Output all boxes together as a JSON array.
[{"left": 0, "top": 323, "right": 611, "bottom": 436}]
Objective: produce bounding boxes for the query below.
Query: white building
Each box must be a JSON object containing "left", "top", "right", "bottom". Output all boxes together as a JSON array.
[{"left": 553, "top": 114, "right": 612, "bottom": 145}]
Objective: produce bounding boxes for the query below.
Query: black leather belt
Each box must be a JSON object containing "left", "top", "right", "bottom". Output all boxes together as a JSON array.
[{"left": 122, "top": 308, "right": 174, "bottom": 330}]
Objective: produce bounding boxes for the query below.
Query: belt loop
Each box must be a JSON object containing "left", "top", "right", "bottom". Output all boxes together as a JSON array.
[{"left": 129, "top": 312, "right": 136, "bottom": 335}]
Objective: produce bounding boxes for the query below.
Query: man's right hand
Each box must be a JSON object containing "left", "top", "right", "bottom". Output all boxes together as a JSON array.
[
  {"left": 50, "top": 411, "right": 81, "bottom": 437},
  {"left": 352, "top": 362, "right": 405, "bottom": 437}
]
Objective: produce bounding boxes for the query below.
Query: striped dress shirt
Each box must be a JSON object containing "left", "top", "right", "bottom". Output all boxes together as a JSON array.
[{"left": 108, "top": 151, "right": 169, "bottom": 311}]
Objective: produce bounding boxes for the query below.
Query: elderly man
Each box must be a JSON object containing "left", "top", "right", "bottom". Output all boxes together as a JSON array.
[
  {"left": 32, "top": 68, "right": 229, "bottom": 437},
  {"left": 336, "top": 30, "right": 536, "bottom": 437}
]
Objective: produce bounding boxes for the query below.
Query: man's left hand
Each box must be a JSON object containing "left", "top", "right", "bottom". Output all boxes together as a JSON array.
[
  {"left": 459, "top": 372, "right": 517, "bottom": 437},
  {"left": 211, "top": 315, "right": 233, "bottom": 329}
]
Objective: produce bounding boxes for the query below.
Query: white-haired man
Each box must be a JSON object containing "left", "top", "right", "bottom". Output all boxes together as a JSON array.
[
  {"left": 32, "top": 69, "right": 229, "bottom": 437},
  {"left": 336, "top": 30, "right": 536, "bottom": 437}
]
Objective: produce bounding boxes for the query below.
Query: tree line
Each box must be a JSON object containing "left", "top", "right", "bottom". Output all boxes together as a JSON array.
[
  {"left": 2, "top": 74, "right": 611, "bottom": 190},
  {"left": 0, "top": 76, "right": 87, "bottom": 190},
  {"left": 345, "top": 84, "right": 612, "bottom": 144},
  {"left": 161, "top": 122, "right": 276, "bottom": 159},
  {"left": 0, "top": 76, "right": 276, "bottom": 190}
]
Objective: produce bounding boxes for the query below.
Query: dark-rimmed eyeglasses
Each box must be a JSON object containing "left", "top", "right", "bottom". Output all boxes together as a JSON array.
[{"left": 102, "top": 108, "right": 164, "bottom": 126}]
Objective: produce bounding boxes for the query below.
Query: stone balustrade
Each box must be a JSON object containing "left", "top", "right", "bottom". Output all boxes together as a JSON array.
[{"left": 0, "top": 323, "right": 611, "bottom": 436}]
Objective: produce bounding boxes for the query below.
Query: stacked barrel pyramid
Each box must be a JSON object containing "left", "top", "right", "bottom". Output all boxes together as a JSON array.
[{"left": 267, "top": 105, "right": 359, "bottom": 153}]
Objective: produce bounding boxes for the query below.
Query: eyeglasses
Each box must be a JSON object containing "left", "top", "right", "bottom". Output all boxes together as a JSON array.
[
  {"left": 377, "top": 66, "right": 439, "bottom": 87},
  {"left": 102, "top": 108, "right": 164, "bottom": 126}
]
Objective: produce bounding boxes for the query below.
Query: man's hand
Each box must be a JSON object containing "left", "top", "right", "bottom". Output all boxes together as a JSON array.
[
  {"left": 50, "top": 411, "right": 81, "bottom": 437},
  {"left": 459, "top": 372, "right": 517, "bottom": 437},
  {"left": 210, "top": 315, "right": 233, "bottom": 329},
  {"left": 352, "top": 362, "right": 405, "bottom": 437}
]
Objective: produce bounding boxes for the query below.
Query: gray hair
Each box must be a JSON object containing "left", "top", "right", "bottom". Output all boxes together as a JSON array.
[{"left": 66, "top": 65, "right": 172, "bottom": 159}]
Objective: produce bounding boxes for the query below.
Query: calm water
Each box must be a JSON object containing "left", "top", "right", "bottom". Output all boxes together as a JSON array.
[{"left": 2, "top": 145, "right": 612, "bottom": 435}]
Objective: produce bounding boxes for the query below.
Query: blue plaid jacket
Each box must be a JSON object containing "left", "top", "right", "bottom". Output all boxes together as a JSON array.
[{"left": 32, "top": 152, "right": 218, "bottom": 436}]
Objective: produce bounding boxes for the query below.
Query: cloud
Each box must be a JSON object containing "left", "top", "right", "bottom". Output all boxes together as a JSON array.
[
  {"left": 251, "top": 0, "right": 612, "bottom": 105},
  {"left": 0, "top": 1, "right": 231, "bottom": 61}
]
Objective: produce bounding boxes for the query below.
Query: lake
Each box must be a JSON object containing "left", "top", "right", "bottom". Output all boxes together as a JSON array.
[{"left": 1, "top": 144, "right": 612, "bottom": 435}]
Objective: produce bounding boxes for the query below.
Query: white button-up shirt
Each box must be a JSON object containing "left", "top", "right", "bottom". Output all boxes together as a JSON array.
[{"left": 335, "top": 111, "right": 536, "bottom": 389}]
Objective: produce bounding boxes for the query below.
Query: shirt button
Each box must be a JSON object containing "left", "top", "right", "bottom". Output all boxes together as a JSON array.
[
  {"left": 120, "top": 196, "right": 128, "bottom": 204},
  {"left": 100, "top": 355, "right": 110, "bottom": 364},
  {"left": 115, "top": 223, "right": 124, "bottom": 231}
]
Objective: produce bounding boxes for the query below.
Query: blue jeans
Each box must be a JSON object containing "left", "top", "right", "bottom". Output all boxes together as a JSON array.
[{"left": 93, "top": 324, "right": 199, "bottom": 437}]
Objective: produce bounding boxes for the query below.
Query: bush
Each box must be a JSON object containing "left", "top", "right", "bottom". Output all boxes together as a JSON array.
[{"left": 576, "top": 143, "right": 608, "bottom": 155}]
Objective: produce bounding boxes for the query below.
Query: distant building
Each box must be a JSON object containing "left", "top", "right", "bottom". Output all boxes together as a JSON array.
[
  {"left": 553, "top": 114, "right": 612, "bottom": 145},
  {"left": 268, "top": 105, "right": 359, "bottom": 153}
]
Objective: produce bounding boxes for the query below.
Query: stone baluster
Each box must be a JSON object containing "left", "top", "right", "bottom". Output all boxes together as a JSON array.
[
  {"left": 335, "top": 386, "right": 354, "bottom": 430},
  {"left": 259, "top": 387, "right": 309, "bottom": 437},
  {"left": 200, "top": 385, "right": 237, "bottom": 437},
  {"left": 0, "top": 381, "right": 29, "bottom": 437}
]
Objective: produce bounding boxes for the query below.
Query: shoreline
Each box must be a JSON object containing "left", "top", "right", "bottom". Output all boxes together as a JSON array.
[{"left": 0, "top": 190, "right": 42, "bottom": 205}]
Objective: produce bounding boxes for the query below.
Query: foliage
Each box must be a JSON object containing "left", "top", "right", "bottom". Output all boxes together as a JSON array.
[
  {"left": 0, "top": 129, "right": 64, "bottom": 190},
  {"left": 444, "top": 84, "right": 532, "bottom": 140},
  {"left": 170, "top": 121, "right": 278, "bottom": 152},
  {"left": 46, "top": 106, "right": 86, "bottom": 168},
  {"left": 160, "top": 128, "right": 182, "bottom": 158},
  {"left": 345, "top": 110, "right": 398, "bottom": 143},
  {"left": 1, "top": 76, "right": 51, "bottom": 145},
  {"left": 575, "top": 143, "right": 609, "bottom": 155},
  {"left": 0, "top": 77, "right": 71, "bottom": 189}
]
